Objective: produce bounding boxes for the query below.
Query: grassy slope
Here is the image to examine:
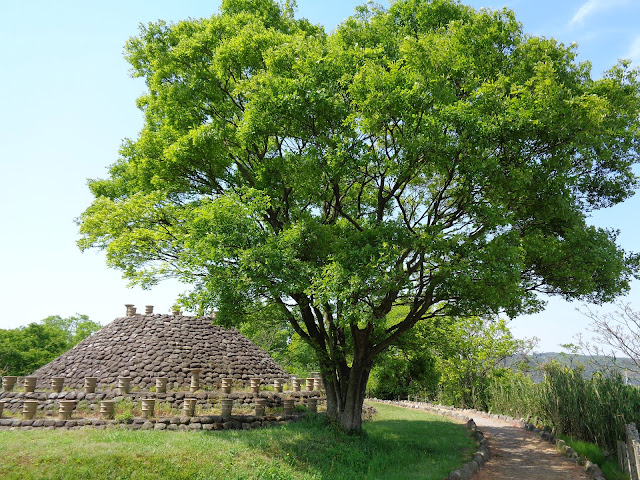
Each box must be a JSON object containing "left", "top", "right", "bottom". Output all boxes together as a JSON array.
[{"left": 0, "top": 403, "right": 475, "bottom": 480}]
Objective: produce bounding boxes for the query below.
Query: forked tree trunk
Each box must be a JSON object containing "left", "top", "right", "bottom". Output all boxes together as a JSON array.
[
  {"left": 293, "top": 300, "right": 378, "bottom": 433},
  {"left": 323, "top": 357, "right": 373, "bottom": 433}
]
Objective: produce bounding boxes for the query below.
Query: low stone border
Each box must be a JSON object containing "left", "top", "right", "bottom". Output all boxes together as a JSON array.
[
  {"left": 0, "top": 390, "right": 325, "bottom": 413},
  {"left": 0, "top": 413, "right": 306, "bottom": 431},
  {"left": 386, "top": 400, "right": 608, "bottom": 480},
  {"left": 369, "top": 400, "right": 490, "bottom": 480},
  {"left": 523, "top": 422, "right": 607, "bottom": 480}
]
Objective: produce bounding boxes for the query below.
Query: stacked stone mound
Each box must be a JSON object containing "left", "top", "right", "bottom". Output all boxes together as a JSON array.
[{"left": 30, "top": 313, "right": 289, "bottom": 390}]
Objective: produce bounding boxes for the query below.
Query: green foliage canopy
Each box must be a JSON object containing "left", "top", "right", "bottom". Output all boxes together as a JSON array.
[
  {"left": 78, "top": 0, "right": 640, "bottom": 430},
  {"left": 0, "top": 314, "right": 101, "bottom": 376},
  {"left": 368, "top": 310, "right": 532, "bottom": 406},
  {"left": 367, "top": 306, "right": 440, "bottom": 399},
  {"left": 433, "top": 316, "right": 533, "bottom": 409},
  {"left": 40, "top": 314, "right": 102, "bottom": 346}
]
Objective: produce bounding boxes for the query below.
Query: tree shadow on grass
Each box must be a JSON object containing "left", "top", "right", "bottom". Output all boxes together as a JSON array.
[{"left": 203, "top": 413, "right": 474, "bottom": 480}]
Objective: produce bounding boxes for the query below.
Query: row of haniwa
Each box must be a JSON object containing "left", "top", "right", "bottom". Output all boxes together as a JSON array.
[
  {"left": 0, "top": 395, "right": 318, "bottom": 421},
  {"left": 1, "top": 371, "right": 325, "bottom": 394}
]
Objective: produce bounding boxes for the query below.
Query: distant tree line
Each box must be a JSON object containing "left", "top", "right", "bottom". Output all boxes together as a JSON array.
[{"left": 0, "top": 314, "right": 101, "bottom": 376}]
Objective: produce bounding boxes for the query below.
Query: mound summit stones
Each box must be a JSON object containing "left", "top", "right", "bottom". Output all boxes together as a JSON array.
[{"left": 30, "top": 305, "right": 289, "bottom": 390}]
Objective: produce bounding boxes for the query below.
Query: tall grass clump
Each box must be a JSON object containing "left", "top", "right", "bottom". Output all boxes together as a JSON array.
[
  {"left": 540, "top": 363, "right": 640, "bottom": 451},
  {"left": 487, "top": 372, "right": 541, "bottom": 419},
  {"left": 487, "top": 362, "right": 640, "bottom": 453}
]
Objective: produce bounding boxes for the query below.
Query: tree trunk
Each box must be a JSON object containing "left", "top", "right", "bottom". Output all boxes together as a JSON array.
[
  {"left": 292, "top": 300, "right": 376, "bottom": 433},
  {"left": 323, "top": 356, "right": 372, "bottom": 433}
]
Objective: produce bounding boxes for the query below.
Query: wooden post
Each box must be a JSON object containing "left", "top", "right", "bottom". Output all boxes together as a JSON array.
[
  {"left": 619, "top": 440, "right": 628, "bottom": 473},
  {"left": 626, "top": 424, "right": 640, "bottom": 480},
  {"left": 634, "top": 442, "right": 640, "bottom": 480}
]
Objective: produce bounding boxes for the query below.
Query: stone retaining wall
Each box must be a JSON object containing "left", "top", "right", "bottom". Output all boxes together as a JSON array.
[
  {"left": 0, "top": 390, "right": 325, "bottom": 412},
  {"left": 0, "top": 413, "right": 304, "bottom": 432}
]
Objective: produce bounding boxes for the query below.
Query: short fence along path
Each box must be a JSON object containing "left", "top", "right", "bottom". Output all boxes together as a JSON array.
[{"left": 385, "top": 402, "right": 593, "bottom": 480}]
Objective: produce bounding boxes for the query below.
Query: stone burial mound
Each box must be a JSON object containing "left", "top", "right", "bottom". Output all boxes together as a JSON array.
[{"left": 30, "top": 306, "right": 289, "bottom": 390}]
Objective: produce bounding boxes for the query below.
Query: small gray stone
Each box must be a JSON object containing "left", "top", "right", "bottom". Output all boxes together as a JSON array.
[{"left": 466, "top": 460, "right": 479, "bottom": 475}]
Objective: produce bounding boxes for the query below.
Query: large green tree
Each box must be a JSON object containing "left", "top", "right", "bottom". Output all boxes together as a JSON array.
[{"left": 78, "top": 0, "right": 640, "bottom": 431}]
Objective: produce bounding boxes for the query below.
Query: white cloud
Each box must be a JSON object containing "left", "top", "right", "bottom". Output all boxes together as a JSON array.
[{"left": 570, "top": 0, "right": 629, "bottom": 26}]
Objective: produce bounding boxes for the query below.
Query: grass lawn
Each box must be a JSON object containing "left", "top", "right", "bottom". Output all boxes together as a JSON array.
[{"left": 0, "top": 402, "right": 475, "bottom": 480}]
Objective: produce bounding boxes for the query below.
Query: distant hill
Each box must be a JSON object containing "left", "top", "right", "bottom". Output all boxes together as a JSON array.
[{"left": 506, "top": 352, "right": 640, "bottom": 385}]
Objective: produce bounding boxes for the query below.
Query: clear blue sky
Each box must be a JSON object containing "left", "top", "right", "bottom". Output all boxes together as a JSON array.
[{"left": 1, "top": 0, "right": 638, "bottom": 353}]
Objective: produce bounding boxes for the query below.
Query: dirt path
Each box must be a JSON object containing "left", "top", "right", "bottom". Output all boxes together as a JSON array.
[
  {"left": 386, "top": 402, "right": 593, "bottom": 480},
  {"left": 470, "top": 413, "right": 591, "bottom": 480}
]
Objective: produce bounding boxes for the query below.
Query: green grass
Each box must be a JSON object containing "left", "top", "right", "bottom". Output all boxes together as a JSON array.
[
  {"left": 557, "top": 433, "right": 629, "bottom": 480},
  {"left": 0, "top": 403, "right": 475, "bottom": 480}
]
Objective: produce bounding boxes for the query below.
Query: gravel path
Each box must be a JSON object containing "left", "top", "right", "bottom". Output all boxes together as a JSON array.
[
  {"left": 381, "top": 401, "right": 595, "bottom": 480},
  {"left": 469, "top": 413, "right": 591, "bottom": 480}
]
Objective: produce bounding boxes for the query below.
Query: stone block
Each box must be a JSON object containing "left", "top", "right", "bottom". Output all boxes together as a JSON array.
[{"left": 466, "top": 460, "right": 479, "bottom": 475}]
